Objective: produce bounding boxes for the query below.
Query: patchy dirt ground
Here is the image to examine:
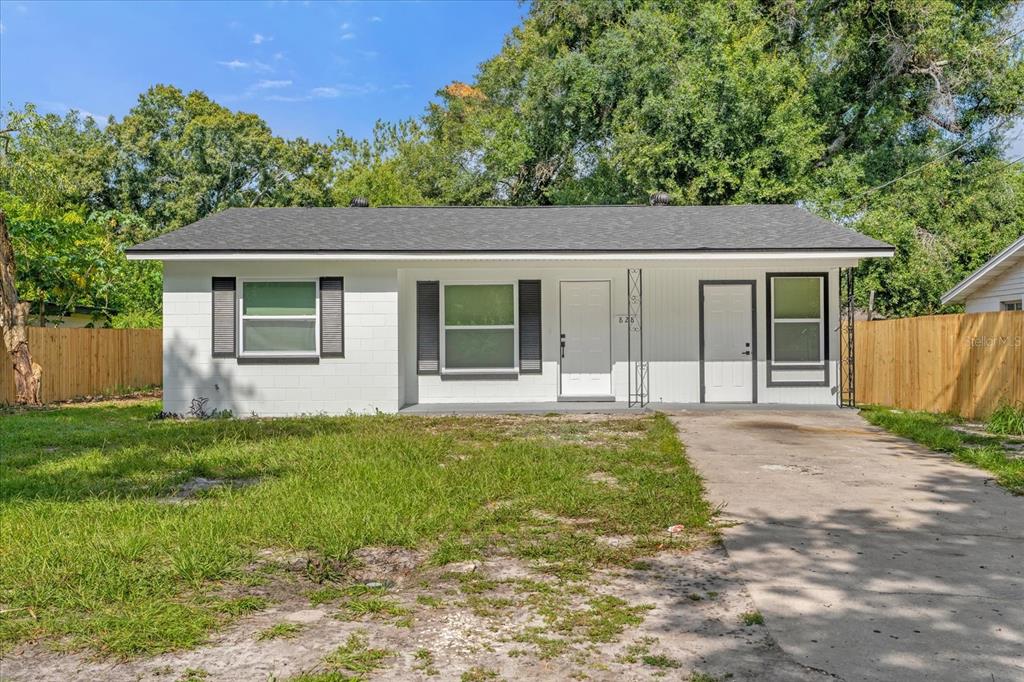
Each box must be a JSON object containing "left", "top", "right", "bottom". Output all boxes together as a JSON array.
[{"left": 3, "top": 544, "right": 829, "bottom": 682}]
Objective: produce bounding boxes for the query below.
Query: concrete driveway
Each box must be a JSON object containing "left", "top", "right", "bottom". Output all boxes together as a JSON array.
[{"left": 673, "top": 409, "right": 1023, "bottom": 682}]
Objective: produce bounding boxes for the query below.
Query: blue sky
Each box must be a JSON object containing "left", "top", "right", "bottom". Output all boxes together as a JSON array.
[
  {"left": 0, "top": 0, "right": 1021, "bottom": 157},
  {"left": 0, "top": 0, "right": 527, "bottom": 141}
]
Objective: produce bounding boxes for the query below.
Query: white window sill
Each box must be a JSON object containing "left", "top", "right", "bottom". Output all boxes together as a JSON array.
[
  {"left": 440, "top": 368, "right": 519, "bottom": 378},
  {"left": 236, "top": 354, "right": 320, "bottom": 364}
]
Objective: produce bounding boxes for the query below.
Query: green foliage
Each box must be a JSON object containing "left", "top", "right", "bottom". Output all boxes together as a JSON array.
[
  {"left": 110, "top": 309, "right": 162, "bottom": 329},
  {"left": 108, "top": 85, "right": 333, "bottom": 232},
  {"left": 0, "top": 192, "right": 162, "bottom": 319},
  {"left": 988, "top": 402, "right": 1024, "bottom": 436},
  {"left": 2, "top": 1, "right": 1022, "bottom": 319},
  {"left": 422, "top": 0, "right": 1024, "bottom": 314}
]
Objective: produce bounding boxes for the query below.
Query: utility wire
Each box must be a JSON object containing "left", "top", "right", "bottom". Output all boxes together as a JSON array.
[{"left": 848, "top": 122, "right": 1009, "bottom": 205}]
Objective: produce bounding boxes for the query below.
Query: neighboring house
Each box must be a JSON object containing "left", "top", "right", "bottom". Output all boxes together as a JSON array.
[
  {"left": 942, "top": 235, "right": 1024, "bottom": 313},
  {"left": 126, "top": 204, "right": 893, "bottom": 416}
]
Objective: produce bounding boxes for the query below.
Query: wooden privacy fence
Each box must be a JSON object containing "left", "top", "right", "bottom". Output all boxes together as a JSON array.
[
  {"left": 1, "top": 328, "right": 162, "bottom": 405},
  {"left": 855, "top": 312, "right": 1024, "bottom": 419}
]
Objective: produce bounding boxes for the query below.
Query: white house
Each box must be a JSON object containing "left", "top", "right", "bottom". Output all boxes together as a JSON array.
[
  {"left": 941, "top": 235, "right": 1024, "bottom": 313},
  {"left": 126, "top": 204, "right": 893, "bottom": 416}
]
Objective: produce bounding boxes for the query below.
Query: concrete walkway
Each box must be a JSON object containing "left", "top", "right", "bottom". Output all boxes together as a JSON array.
[{"left": 672, "top": 409, "right": 1023, "bottom": 682}]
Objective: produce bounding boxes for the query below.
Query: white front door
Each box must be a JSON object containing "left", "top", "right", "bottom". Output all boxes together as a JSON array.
[
  {"left": 559, "top": 281, "right": 612, "bottom": 398},
  {"left": 702, "top": 283, "right": 755, "bottom": 403}
]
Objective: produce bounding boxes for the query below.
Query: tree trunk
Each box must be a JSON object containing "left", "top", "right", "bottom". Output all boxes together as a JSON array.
[{"left": 0, "top": 210, "right": 42, "bottom": 405}]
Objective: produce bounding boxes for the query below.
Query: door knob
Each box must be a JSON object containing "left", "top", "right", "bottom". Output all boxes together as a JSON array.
[{"left": 741, "top": 350, "right": 751, "bottom": 356}]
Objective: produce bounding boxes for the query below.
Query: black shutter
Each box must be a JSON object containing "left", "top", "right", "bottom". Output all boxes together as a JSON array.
[
  {"left": 417, "top": 281, "right": 440, "bottom": 374},
  {"left": 518, "top": 280, "right": 542, "bottom": 373},
  {"left": 320, "top": 277, "right": 344, "bottom": 357},
  {"left": 211, "top": 277, "right": 236, "bottom": 357}
]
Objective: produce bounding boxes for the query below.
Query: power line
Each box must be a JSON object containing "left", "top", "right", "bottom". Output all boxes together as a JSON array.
[{"left": 848, "top": 122, "right": 1009, "bottom": 205}]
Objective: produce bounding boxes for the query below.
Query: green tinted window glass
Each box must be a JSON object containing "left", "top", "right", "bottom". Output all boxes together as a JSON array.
[
  {"left": 445, "top": 329, "right": 515, "bottom": 368},
  {"left": 773, "top": 277, "right": 821, "bottom": 319},
  {"left": 243, "top": 281, "right": 316, "bottom": 316},
  {"left": 444, "top": 285, "right": 514, "bottom": 326},
  {"left": 773, "top": 322, "right": 821, "bottom": 362},
  {"left": 243, "top": 319, "right": 316, "bottom": 352}
]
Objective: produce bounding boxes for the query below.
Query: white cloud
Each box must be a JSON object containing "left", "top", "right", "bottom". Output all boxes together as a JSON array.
[
  {"left": 265, "top": 83, "right": 382, "bottom": 103},
  {"left": 273, "top": 51, "right": 285, "bottom": 60},
  {"left": 340, "top": 32, "right": 356, "bottom": 40},
  {"left": 0, "top": 22, "right": 5, "bottom": 33},
  {"left": 217, "top": 59, "right": 272, "bottom": 72},
  {"left": 340, "top": 21, "right": 351, "bottom": 30},
  {"left": 358, "top": 50, "right": 378, "bottom": 59},
  {"left": 251, "top": 33, "right": 271, "bottom": 45},
  {"left": 254, "top": 79, "right": 292, "bottom": 89},
  {"left": 368, "top": 15, "right": 382, "bottom": 22}
]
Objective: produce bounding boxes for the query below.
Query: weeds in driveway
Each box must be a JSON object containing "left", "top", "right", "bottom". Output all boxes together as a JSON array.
[
  {"left": 860, "top": 406, "right": 1024, "bottom": 494},
  {"left": 0, "top": 402, "right": 713, "bottom": 657},
  {"left": 740, "top": 610, "right": 764, "bottom": 626}
]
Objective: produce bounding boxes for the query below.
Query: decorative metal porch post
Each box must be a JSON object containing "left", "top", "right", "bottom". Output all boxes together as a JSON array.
[{"left": 627, "top": 268, "right": 649, "bottom": 407}]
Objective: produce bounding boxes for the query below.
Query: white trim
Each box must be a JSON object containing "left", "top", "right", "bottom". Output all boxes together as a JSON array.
[
  {"left": 440, "top": 281, "right": 518, "bottom": 373},
  {"left": 128, "top": 249, "right": 895, "bottom": 262},
  {"left": 941, "top": 235, "right": 1024, "bottom": 304},
  {"left": 770, "top": 276, "right": 825, "bottom": 366},
  {"left": 238, "top": 278, "right": 320, "bottom": 357}
]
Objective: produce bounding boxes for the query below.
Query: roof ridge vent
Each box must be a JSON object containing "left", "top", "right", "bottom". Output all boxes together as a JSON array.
[
  {"left": 349, "top": 197, "right": 370, "bottom": 208},
  {"left": 649, "top": 192, "right": 671, "bottom": 206}
]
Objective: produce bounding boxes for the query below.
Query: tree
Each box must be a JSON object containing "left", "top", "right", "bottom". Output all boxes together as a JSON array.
[
  {"left": 0, "top": 104, "right": 115, "bottom": 211},
  {"left": 0, "top": 209, "right": 42, "bottom": 404},
  {"left": 417, "top": 0, "right": 1023, "bottom": 314},
  {"left": 330, "top": 119, "right": 439, "bottom": 207},
  {"left": 109, "top": 85, "right": 332, "bottom": 233}
]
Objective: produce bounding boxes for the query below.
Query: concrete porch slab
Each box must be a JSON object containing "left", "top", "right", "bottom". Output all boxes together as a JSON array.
[{"left": 399, "top": 402, "right": 845, "bottom": 415}]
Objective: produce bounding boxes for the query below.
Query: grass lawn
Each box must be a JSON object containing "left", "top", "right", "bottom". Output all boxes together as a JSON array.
[
  {"left": 860, "top": 405, "right": 1024, "bottom": 494},
  {"left": 0, "top": 401, "right": 713, "bottom": 659}
]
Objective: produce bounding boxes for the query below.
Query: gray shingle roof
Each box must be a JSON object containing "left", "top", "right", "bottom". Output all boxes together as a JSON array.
[{"left": 126, "top": 205, "right": 892, "bottom": 254}]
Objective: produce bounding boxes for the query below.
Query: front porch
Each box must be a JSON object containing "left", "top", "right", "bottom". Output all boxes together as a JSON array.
[{"left": 399, "top": 401, "right": 846, "bottom": 415}]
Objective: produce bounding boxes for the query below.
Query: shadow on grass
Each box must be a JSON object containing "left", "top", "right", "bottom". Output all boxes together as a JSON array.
[{"left": 0, "top": 402, "right": 371, "bottom": 503}]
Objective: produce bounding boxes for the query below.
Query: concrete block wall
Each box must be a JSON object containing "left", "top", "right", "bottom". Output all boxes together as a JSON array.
[{"left": 162, "top": 261, "right": 400, "bottom": 416}]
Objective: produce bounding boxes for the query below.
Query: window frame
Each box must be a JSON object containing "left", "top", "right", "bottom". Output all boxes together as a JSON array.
[
  {"left": 999, "top": 299, "right": 1023, "bottom": 312},
  {"left": 767, "top": 273, "right": 828, "bottom": 369},
  {"left": 237, "top": 277, "right": 320, "bottom": 358},
  {"left": 439, "top": 280, "right": 519, "bottom": 374}
]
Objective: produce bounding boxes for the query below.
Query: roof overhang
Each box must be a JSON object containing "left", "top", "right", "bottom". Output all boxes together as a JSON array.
[
  {"left": 126, "top": 248, "right": 894, "bottom": 262},
  {"left": 941, "top": 235, "right": 1024, "bottom": 305}
]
